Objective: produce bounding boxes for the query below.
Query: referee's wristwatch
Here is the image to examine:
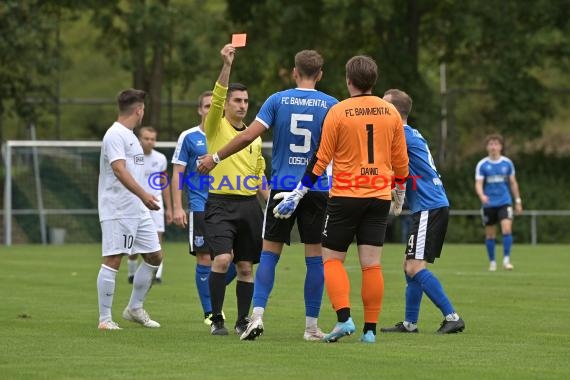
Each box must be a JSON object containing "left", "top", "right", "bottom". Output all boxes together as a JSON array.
[{"left": 212, "top": 152, "right": 221, "bottom": 164}]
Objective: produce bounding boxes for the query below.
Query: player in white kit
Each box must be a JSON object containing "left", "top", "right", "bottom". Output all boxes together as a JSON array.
[
  {"left": 97, "top": 89, "right": 163, "bottom": 330},
  {"left": 127, "top": 126, "right": 172, "bottom": 284}
]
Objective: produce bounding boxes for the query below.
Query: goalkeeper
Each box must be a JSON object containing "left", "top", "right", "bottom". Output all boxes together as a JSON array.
[
  {"left": 380, "top": 89, "right": 465, "bottom": 334},
  {"left": 273, "top": 55, "right": 409, "bottom": 343}
]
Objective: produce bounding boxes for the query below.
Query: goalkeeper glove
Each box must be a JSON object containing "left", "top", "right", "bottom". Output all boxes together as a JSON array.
[
  {"left": 273, "top": 182, "right": 309, "bottom": 219},
  {"left": 390, "top": 186, "right": 406, "bottom": 216}
]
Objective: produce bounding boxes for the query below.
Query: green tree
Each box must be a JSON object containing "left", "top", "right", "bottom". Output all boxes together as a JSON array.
[
  {"left": 226, "top": 0, "right": 441, "bottom": 137},
  {"left": 226, "top": 0, "right": 569, "bottom": 164},
  {"left": 90, "top": 0, "right": 171, "bottom": 129},
  {"left": 89, "top": 0, "right": 226, "bottom": 132},
  {"left": 427, "top": 0, "right": 570, "bottom": 157},
  {"left": 0, "top": 1, "right": 60, "bottom": 139}
]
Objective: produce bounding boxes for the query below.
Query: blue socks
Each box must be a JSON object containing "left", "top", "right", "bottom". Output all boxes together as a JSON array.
[
  {"left": 304, "top": 256, "right": 324, "bottom": 318},
  {"left": 485, "top": 238, "right": 496, "bottom": 262},
  {"left": 195, "top": 262, "right": 237, "bottom": 315},
  {"left": 413, "top": 269, "right": 455, "bottom": 317},
  {"left": 195, "top": 264, "right": 212, "bottom": 314},
  {"left": 503, "top": 234, "right": 512, "bottom": 258},
  {"left": 252, "top": 251, "right": 280, "bottom": 308},
  {"left": 226, "top": 262, "right": 237, "bottom": 285},
  {"left": 251, "top": 252, "right": 324, "bottom": 318},
  {"left": 404, "top": 273, "right": 423, "bottom": 323},
  {"left": 487, "top": 235, "right": 512, "bottom": 262}
]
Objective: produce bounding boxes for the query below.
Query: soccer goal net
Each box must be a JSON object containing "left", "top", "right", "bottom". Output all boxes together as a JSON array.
[{"left": 1, "top": 140, "right": 273, "bottom": 245}]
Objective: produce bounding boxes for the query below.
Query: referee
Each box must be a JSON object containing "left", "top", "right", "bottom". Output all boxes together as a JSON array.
[{"left": 198, "top": 44, "right": 267, "bottom": 336}]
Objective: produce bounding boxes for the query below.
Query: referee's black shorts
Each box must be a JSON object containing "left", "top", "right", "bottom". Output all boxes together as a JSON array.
[
  {"left": 322, "top": 196, "right": 391, "bottom": 252},
  {"left": 263, "top": 190, "right": 327, "bottom": 245},
  {"left": 205, "top": 194, "right": 263, "bottom": 264},
  {"left": 405, "top": 207, "right": 449, "bottom": 263}
]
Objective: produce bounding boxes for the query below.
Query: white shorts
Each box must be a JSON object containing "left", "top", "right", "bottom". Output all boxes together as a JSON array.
[
  {"left": 101, "top": 217, "right": 161, "bottom": 257},
  {"left": 150, "top": 209, "right": 165, "bottom": 233}
]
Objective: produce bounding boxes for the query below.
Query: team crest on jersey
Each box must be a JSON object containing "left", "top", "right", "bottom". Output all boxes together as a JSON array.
[
  {"left": 194, "top": 235, "right": 204, "bottom": 247},
  {"left": 134, "top": 155, "right": 144, "bottom": 165}
]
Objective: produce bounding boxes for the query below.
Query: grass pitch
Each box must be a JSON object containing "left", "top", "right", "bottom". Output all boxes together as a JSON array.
[{"left": 1, "top": 243, "right": 568, "bottom": 379}]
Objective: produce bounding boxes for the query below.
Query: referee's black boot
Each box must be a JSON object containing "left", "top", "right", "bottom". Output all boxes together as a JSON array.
[
  {"left": 234, "top": 316, "right": 250, "bottom": 335},
  {"left": 210, "top": 314, "right": 228, "bottom": 336}
]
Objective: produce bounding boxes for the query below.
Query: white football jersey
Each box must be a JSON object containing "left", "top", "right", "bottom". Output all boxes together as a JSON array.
[
  {"left": 98, "top": 122, "right": 149, "bottom": 221},
  {"left": 143, "top": 149, "right": 168, "bottom": 198}
]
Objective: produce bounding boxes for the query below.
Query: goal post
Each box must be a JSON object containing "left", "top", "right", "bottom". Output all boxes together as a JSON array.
[{"left": 2, "top": 139, "right": 272, "bottom": 245}]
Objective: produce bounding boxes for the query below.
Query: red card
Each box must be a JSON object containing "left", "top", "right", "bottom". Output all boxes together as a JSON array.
[{"left": 231, "top": 33, "right": 247, "bottom": 47}]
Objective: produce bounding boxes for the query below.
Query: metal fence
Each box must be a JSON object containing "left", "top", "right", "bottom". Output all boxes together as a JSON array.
[
  {"left": 447, "top": 209, "right": 570, "bottom": 245},
  {"left": 3, "top": 140, "right": 570, "bottom": 246}
]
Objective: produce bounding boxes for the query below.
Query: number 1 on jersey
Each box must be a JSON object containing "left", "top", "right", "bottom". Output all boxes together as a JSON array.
[{"left": 366, "top": 124, "right": 374, "bottom": 163}]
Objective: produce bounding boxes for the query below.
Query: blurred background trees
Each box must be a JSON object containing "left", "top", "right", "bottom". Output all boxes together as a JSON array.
[
  {"left": 1, "top": 0, "right": 569, "bottom": 161},
  {"left": 2, "top": 0, "right": 569, "bottom": 243}
]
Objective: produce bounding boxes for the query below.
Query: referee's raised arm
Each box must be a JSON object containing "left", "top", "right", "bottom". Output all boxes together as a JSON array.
[{"left": 204, "top": 44, "right": 235, "bottom": 143}]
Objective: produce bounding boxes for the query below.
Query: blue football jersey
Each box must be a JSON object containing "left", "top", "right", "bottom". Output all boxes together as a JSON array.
[
  {"left": 255, "top": 88, "right": 338, "bottom": 191},
  {"left": 475, "top": 156, "right": 515, "bottom": 208},
  {"left": 171, "top": 126, "right": 208, "bottom": 212},
  {"left": 404, "top": 125, "right": 449, "bottom": 213}
]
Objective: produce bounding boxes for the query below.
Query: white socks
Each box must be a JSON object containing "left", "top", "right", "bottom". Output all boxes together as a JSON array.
[
  {"left": 306, "top": 316, "right": 318, "bottom": 330},
  {"left": 445, "top": 312, "right": 460, "bottom": 322},
  {"left": 127, "top": 259, "right": 138, "bottom": 277},
  {"left": 403, "top": 321, "right": 418, "bottom": 331},
  {"left": 128, "top": 257, "right": 163, "bottom": 280},
  {"left": 252, "top": 307, "right": 265, "bottom": 320},
  {"left": 128, "top": 261, "right": 159, "bottom": 310},
  {"left": 97, "top": 264, "right": 118, "bottom": 323},
  {"left": 156, "top": 262, "right": 164, "bottom": 279}
]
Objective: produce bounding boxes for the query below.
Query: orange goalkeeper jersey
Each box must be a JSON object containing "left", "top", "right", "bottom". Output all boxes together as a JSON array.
[{"left": 312, "top": 95, "right": 409, "bottom": 199}]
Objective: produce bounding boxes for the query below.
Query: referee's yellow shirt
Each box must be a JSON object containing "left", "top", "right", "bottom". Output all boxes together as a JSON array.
[{"left": 205, "top": 82, "right": 266, "bottom": 196}]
